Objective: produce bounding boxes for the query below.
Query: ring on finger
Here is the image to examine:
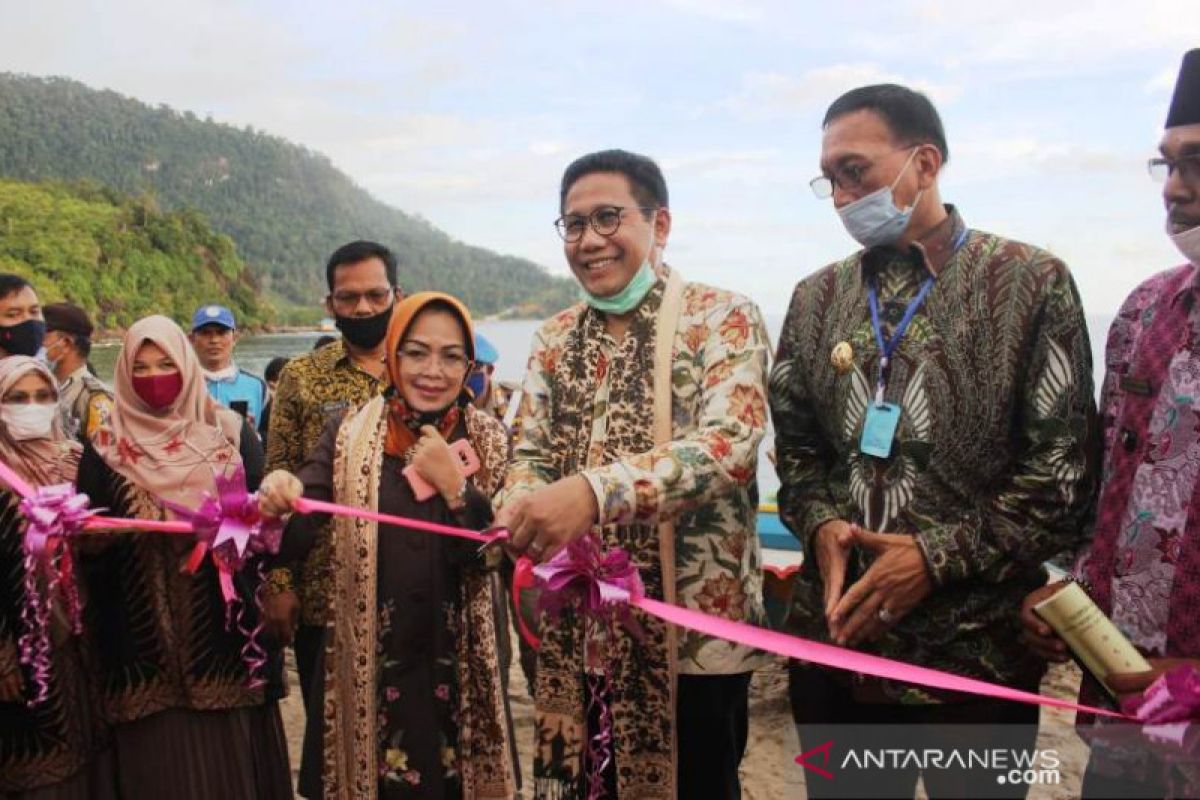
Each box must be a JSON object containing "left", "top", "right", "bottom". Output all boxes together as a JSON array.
[{"left": 877, "top": 606, "right": 895, "bottom": 624}]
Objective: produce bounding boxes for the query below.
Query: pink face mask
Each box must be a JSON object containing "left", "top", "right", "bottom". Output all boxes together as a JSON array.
[{"left": 132, "top": 372, "right": 183, "bottom": 409}]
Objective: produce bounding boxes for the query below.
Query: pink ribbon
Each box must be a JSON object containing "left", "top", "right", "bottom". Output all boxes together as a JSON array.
[
  {"left": 1124, "top": 664, "right": 1200, "bottom": 726},
  {"left": 512, "top": 557, "right": 540, "bottom": 649},
  {"left": 0, "top": 458, "right": 194, "bottom": 705},
  {"left": 293, "top": 496, "right": 508, "bottom": 545},
  {"left": 1, "top": 457, "right": 282, "bottom": 694},
  {"left": 531, "top": 538, "right": 648, "bottom": 798},
  {"left": 162, "top": 465, "right": 282, "bottom": 688},
  {"left": 504, "top": 533, "right": 1125, "bottom": 720},
  {"left": 15, "top": 483, "right": 90, "bottom": 706}
]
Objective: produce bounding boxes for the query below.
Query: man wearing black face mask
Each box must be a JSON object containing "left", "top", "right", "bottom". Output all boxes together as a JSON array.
[
  {"left": 263, "top": 240, "right": 400, "bottom": 721},
  {"left": 0, "top": 274, "right": 45, "bottom": 359}
]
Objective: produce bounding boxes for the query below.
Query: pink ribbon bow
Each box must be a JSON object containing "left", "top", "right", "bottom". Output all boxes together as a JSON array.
[
  {"left": 533, "top": 535, "right": 645, "bottom": 618},
  {"left": 162, "top": 465, "right": 284, "bottom": 689},
  {"left": 17, "top": 483, "right": 91, "bottom": 706},
  {"left": 531, "top": 537, "right": 646, "bottom": 799}
]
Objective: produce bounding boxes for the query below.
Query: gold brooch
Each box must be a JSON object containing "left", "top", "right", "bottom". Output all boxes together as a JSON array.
[{"left": 830, "top": 341, "right": 854, "bottom": 374}]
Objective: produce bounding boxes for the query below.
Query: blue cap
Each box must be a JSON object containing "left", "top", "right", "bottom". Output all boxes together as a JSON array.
[
  {"left": 473, "top": 333, "right": 499, "bottom": 365},
  {"left": 191, "top": 304, "right": 237, "bottom": 332}
]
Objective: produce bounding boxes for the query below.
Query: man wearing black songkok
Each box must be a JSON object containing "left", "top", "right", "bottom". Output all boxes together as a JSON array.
[{"left": 1021, "top": 49, "right": 1200, "bottom": 799}]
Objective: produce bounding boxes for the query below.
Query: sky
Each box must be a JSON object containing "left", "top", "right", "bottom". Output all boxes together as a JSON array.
[{"left": 2, "top": 0, "right": 1199, "bottom": 319}]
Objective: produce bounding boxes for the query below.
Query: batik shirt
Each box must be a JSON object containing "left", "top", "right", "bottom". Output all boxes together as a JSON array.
[
  {"left": 266, "top": 338, "right": 386, "bottom": 626},
  {"left": 1077, "top": 264, "right": 1200, "bottom": 656},
  {"left": 498, "top": 271, "right": 770, "bottom": 675},
  {"left": 770, "top": 207, "right": 1098, "bottom": 699}
]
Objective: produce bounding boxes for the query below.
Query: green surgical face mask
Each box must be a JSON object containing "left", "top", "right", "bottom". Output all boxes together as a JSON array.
[{"left": 580, "top": 227, "right": 658, "bottom": 315}]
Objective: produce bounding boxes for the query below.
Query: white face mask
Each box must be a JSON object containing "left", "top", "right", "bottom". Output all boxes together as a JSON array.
[
  {"left": 1168, "top": 220, "right": 1200, "bottom": 267},
  {"left": 1, "top": 402, "right": 57, "bottom": 441}
]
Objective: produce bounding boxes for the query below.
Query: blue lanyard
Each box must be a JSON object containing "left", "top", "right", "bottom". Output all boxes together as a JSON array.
[
  {"left": 865, "top": 227, "right": 968, "bottom": 406},
  {"left": 868, "top": 277, "right": 934, "bottom": 406}
]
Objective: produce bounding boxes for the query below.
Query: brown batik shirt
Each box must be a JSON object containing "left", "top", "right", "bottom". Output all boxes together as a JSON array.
[
  {"left": 769, "top": 206, "right": 1099, "bottom": 701},
  {"left": 266, "top": 338, "right": 386, "bottom": 626}
]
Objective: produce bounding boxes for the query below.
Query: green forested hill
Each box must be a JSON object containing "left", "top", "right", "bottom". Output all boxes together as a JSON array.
[
  {"left": 0, "top": 178, "right": 267, "bottom": 329},
  {"left": 0, "top": 73, "right": 575, "bottom": 318}
]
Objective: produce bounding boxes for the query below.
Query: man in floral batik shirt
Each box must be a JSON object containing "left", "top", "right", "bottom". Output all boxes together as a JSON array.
[
  {"left": 497, "top": 149, "right": 769, "bottom": 800},
  {"left": 1021, "top": 49, "right": 1200, "bottom": 800},
  {"left": 770, "top": 84, "right": 1098, "bottom": 799}
]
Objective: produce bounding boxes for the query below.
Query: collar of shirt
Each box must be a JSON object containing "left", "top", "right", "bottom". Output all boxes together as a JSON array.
[
  {"left": 64, "top": 364, "right": 90, "bottom": 384},
  {"left": 1170, "top": 262, "right": 1200, "bottom": 308},
  {"left": 202, "top": 363, "right": 240, "bottom": 383},
  {"left": 860, "top": 204, "right": 966, "bottom": 282}
]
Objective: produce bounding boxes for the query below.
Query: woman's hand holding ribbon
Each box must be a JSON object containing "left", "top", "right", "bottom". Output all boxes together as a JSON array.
[{"left": 258, "top": 470, "right": 303, "bottom": 519}]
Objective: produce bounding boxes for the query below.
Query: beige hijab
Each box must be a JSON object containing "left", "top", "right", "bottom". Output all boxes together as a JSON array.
[
  {"left": 0, "top": 356, "right": 80, "bottom": 488},
  {"left": 98, "top": 315, "right": 243, "bottom": 508}
]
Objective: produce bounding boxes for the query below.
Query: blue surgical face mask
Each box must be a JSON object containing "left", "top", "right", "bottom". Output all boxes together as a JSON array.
[
  {"left": 580, "top": 225, "right": 659, "bottom": 315},
  {"left": 836, "top": 148, "right": 923, "bottom": 249}
]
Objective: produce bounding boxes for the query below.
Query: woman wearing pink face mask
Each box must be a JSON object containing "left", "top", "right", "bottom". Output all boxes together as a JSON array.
[
  {"left": 73, "top": 315, "right": 291, "bottom": 800},
  {"left": 0, "top": 356, "right": 116, "bottom": 799}
]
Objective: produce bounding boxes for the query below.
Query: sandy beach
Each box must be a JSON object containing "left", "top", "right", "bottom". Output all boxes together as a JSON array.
[{"left": 280, "top": 649, "right": 1089, "bottom": 799}]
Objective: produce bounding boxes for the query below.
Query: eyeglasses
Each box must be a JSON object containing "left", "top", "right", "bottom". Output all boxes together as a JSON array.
[
  {"left": 554, "top": 205, "right": 657, "bottom": 243},
  {"left": 397, "top": 345, "right": 472, "bottom": 374},
  {"left": 329, "top": 288, "right": 395, "bottom": 312},
  {"left": 810, "top": 146, "right": 917, "bottom": 199},
  {"left": 1149, "top": 154, "right": 1200, "bottom": 184}
]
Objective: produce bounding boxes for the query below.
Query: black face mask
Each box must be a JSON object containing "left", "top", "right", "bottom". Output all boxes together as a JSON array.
[
  {"left": 335, "top": 305, "right": 392, "bottom": 350},
  {"left": 0, "top": 318, "right": 45, "bottom": 357}
]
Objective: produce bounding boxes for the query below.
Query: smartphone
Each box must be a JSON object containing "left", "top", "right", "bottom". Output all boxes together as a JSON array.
[{"left": 403, "top": 439, "right": 481, "bottom": 501}]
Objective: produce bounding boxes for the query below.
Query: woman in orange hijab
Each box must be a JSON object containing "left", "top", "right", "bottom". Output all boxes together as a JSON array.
[{"left": 260, "top": 293, "right": 517, "bottom": 799}]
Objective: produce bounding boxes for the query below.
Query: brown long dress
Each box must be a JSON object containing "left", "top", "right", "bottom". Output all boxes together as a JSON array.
[{"left": 277, "top": 400, "right": 518, "bottom": 800}]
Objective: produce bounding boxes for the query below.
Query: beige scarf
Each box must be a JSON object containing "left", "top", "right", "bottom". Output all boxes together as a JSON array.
[
  {"left": 533, "top": 267, "right": 685, "bottom": 800},
  {"left": 322, "top": 396, "right": 516, "bottom": 799},
  {"left": 97, "top": 315, "right": 243, "bottom": 508}
]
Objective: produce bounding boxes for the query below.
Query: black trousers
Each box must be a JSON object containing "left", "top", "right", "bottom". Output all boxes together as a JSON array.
[
  {"left": 790, "top": 664, "right": 1040, "bottom": 800},
  {"left": 585, "top": 672, "right": 752, "bottom": 800}
]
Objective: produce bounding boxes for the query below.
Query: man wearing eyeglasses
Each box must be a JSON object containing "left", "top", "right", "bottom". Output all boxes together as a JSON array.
[
  {"left": 1018, "top": 49, "right": 1200, "bottom": 799},
  {"left": 769, "top": 84, "right": 1098, "bottom": 798},
  {"left": 262, "top": 239, "right": 399, "bottom": 767},
  {"left": 497, "top": 149, "right": 770, "bottom": 799}
]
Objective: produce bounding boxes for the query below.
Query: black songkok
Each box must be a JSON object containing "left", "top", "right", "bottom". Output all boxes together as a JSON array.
[{"left": 1166, "top": 49, "right": 1200, "bottom": 129}]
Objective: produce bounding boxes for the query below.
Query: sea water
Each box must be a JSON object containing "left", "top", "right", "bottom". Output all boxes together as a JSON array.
[{"left": 88, "top": 314, "right": 1117, "bottom": 499}]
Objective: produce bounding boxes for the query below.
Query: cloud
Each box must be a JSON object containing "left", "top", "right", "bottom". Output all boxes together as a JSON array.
[
  {"left": 716, "top": 64, "right": 962, "bottom": 122},
  {"left": 949, "top": 137, "right": 1132, "bottom": 184},
  {"left": 655, "top": 0, "right": 766, "bottom": 23},
  {"left": 855, "top": 0, "right": 1200, "bottom": 69},
  {"left": 1145, "top": 67, "right": 1177, "bottom": 94}
]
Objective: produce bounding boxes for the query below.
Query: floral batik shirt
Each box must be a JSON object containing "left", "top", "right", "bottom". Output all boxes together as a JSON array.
[{"left": 499, "top": 269, "right": 771, "bottom": 674}]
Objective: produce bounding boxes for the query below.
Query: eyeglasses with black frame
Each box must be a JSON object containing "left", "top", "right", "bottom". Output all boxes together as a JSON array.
[
  {"left": 554, "top": 205, "right": 658, "bottom": 243},
  {"left": 1148, "top": 153, "right": 1200, "bottom": 184}
]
